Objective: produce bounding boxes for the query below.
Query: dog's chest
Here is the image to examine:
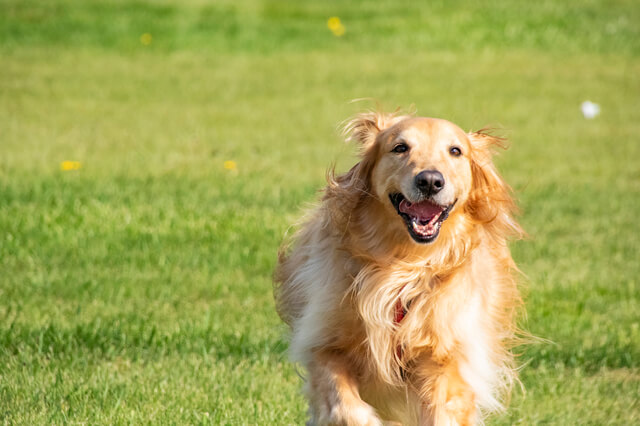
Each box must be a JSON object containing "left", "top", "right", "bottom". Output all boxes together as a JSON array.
[{"left": 397, "top": 271, "right": 486, "bottom": 355}]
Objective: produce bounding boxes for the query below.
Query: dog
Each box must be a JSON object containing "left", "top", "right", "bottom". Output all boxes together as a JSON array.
[{"left": 274, "top": 110, "right": 523, "bottom": 425}]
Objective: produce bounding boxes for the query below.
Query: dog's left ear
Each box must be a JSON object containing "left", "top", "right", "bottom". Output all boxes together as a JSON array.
[
  {"left": 466, "top": 130, "right": 523, "bottom": 238},
  {"left": 343, "top": 111, "right": 408, "bottom": 151}
]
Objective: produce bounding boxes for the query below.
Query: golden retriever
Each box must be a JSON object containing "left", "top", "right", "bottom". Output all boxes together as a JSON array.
[{"left": 274, "top": 110, "right": 523, "bottom": 425}]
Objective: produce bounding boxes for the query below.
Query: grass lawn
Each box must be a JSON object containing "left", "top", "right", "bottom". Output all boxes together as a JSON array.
[{"left": 1, "top": 0, "right": 639, "bottom": 423}]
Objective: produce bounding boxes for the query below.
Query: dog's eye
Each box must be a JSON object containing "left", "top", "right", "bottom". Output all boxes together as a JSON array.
[
  {"left": 449, "top": 146, "right": 462, "bottom": 157},
  {"left": 391, "top": 143, "right": 409, "bottom": 153}
]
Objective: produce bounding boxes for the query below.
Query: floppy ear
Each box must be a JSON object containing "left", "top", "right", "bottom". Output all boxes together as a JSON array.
[
  {"left": 333, "top": 110, "right": 411, "bottom": 196},
  {"left": 324, "top": 155, "right": 375, "bottom": 228},
  {"left": 323, "top": 111, "right": 409, "bottom": 229},
  {"left": 466, "top": 130, "right": 523, "bottom": 239},
  {"left": 343, "top": 111, "right": 409, "bottom": 152}
]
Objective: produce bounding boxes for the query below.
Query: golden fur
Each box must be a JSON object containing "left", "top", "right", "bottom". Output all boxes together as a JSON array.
[{"left": 274, "top": 111, "right": 523, "bottom": 425}]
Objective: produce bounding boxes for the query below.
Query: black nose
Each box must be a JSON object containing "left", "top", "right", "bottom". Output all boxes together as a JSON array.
[{"left": 415, "top": 170, "right": 445, "bottom": 195}]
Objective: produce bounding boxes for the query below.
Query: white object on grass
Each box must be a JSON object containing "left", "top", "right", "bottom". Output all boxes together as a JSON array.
[{"left": 581, "top": 101, "right": 600, "bottom": 119}]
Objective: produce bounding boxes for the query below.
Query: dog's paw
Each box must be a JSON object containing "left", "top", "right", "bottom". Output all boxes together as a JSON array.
[
  {"left": 312, "top": 402, "right": 383, "bottom": 426},
  {"left": 438, "top": 395, "right": 476, "bottom": 426},
  {"left": 345, "top": 404, "right": 384, "bottom": 426}
]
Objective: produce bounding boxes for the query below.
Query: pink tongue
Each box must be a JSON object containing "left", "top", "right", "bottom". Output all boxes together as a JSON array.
[{"left": 399, "top": 199, "right": 443, "bottom": 221}]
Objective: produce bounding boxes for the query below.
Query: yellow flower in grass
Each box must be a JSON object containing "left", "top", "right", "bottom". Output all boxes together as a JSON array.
[
  {"left": 327, "top": 17, "right": 346, "bottom": 37},
  {"left": 223, "top": 160, "right": 237, "bottom": 171},
  {"left": 60, "top": 161, "right": 81, "bottom": 171},
  {"left": 140, "top": 33, "right": 153, "bottom": 45}
]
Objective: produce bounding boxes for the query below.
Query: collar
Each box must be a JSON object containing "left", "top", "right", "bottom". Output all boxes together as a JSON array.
[{"left": 394, "top": 291, "right": 407, "bottom": 324}]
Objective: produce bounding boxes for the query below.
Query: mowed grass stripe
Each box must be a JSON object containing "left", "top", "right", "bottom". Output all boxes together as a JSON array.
[{"left": 1, "top": 0, "right": 638, "bottom": 54}]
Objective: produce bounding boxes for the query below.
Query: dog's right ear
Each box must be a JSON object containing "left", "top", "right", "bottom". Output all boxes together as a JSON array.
[{"left": 343, "top": 111, "right": 408, "bottom": 151}]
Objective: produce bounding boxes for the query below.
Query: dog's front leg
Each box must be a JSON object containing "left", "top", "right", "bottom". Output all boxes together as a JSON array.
[
  {"left": 414, "top": 359, "right": 477, "bottom": 426},
  {"left": 306, "top": 350, "right": 383, "bottom": 426}
]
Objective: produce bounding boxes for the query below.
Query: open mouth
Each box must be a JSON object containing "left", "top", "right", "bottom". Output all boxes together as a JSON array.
[{"left": 389, "top": 193, "right": 455, "bottom": 244}]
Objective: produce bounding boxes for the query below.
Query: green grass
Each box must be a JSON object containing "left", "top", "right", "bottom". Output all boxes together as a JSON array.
[{"left": 1, "top": 0, "right": 639, "bottom": 424}]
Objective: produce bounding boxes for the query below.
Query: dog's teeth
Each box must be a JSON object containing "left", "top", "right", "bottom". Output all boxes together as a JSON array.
[{"left": 411, "top": 216, "right": 440, "bottom": 237}]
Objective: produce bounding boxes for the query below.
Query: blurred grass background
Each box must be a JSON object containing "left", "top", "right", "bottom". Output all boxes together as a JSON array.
[{"left": 1, "top": 0, "right": 639, "bottom": 423}]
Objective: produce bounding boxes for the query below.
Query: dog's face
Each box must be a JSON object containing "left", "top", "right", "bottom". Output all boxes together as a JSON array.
[{"left": 370, "top": 118, "right": 473, "bottom": 244}]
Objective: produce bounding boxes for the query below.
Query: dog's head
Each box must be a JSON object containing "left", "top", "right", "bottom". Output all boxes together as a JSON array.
[{"left": 342, "top": 111, "right": 518, "bottom": 246}]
